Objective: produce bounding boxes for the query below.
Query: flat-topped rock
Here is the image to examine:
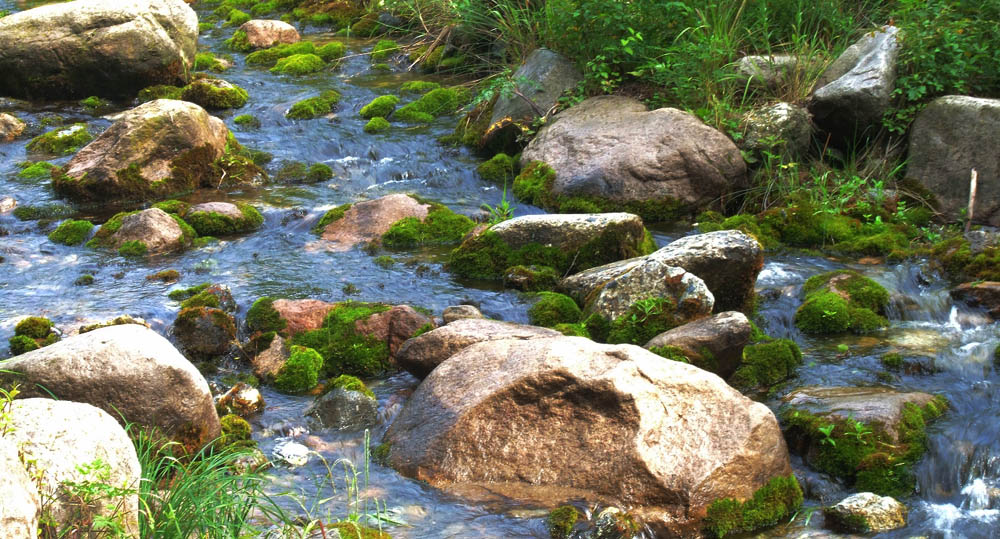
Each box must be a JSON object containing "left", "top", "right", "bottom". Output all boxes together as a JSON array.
[
  {"left": 320, "top": 194, "right": 430, "bottom": 251},
  {"left": 240, "top": 19, "right": 300, "bottom": 49}
]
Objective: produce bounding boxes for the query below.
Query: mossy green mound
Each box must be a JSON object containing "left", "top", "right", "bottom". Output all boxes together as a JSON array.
[
  {"left": 225, "top": 29, "right": 252, "bottom": 52},
  {"left": 79, "top": 96, "right": 107, "bottom": 110},
  {"left": 399, "top": 80, "right": 440, "bottom": 94},
  {"left": 17, "top": 161, "right": 55, "bottom": 179},
  {"left": 794, "top": 270, "right": 889, "bottom": 335},
  {"left": 364, "top": 117, "right": 391, "bottom": 134},
  {"left": 729, "top": 339, "right": 802, "bottom": 392},
  {"left": 349, "top": 11, "right": 381, "bottom": 36},
  {"left": 152, "top": 199, "right": 190, "bottom": 215},
  {"left": 369, "top": 39, "right": 398, "bottom": 62},
  {"left": 359, "top": 95, "right": 400, "bottom": 119},
  {"left": 931, "top": 235, "right": 1000, "bottom": 282},
  {"left": 118, "top": 240, "right": 148, "bottom": 257},
  {"left": 781, "top": 395, "right": 948, "bottom": 498},
  {"left": 270, "top": 53, "right": 325, "bottom": 75},
  {"left": 704, "top": 475, "right": 803, "bottom": 538},
  {"left": 317, "top": 41, "right": 347, "bottom": 62},
  {"left": 9, "top": 316, "right": 59, "bottom": 356},
  {"left": 180, "top": 79, "right": 249, "bottom": 109},
  {"left": 137, "top": 84, "right": 184, "bottom": 102},
  {"left": 502, "top": 264, "right": 561, "bottom": 291},
  {"left": 246, "top": 41, "right": 316, "bottom": 66},
  {"left": 168, "top": 282, "right": 210, "bottom": 302},
  {"left": 74, "top": 274, "right": 95, "bottom": 286},
  {"left": 547, "top": 505, "right": 579, "bottom": 539},
  {"left": 48, "top": 219, "right": 94, "bottom": 246},
  {"left": 286, "top": 90, "right": 341, "bottom": 119},
  {"left": 247, "top": 296, "right": 287, "bottom": 334},
  {"left": 381, "top": 199, "right": 476, "bottom": 249},
  {"left": 218, "top": 414, "right": 256, "bottom": 451},
  {"left": 327, "top": 374, "right": 374, "bottom": 399},
  {"left": 185, "top": 203, "right": 263, "bottom": 236},
  {"left": 12, "top": 203, "right": 72, "bottom": 222},
  {"left": 312, "top": 203, "right": 353, "bottom": 234},
  {"left": 26, "top": 124, "right": 92, "bottom": 155},
  {"left": 193, "top": 52, "right": 230, "bottom": 72},
  {"left": 233, "top": 114, "right": 261, "bottom": 128},
  {"left": 394, "top": 88, "right": 463, "bottom": 123},
  {"left": 225, "top": 8, "right": 250, "bottom": 27},
  {"left": 289, "top": 301, "right": 394, "bottom": 378},
  {"left": 528, "top": 292, "right": 582, "bottom": 328},
  {"left": 476, "top": 153, "right": 517, "bottom": 183},
  {"left": 274, "top": 345, "right": 324, "bottom": 394},
  {"left": 606, "top": 297, "right": 690, "bottom": 345}
]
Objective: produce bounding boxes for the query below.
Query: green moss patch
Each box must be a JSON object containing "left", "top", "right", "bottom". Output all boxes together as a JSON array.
[
  {"left": 547, "top": 505, "right": 579, "bottom": 539},
  {"left": 502, "top": 264, "right": 561, "bottom": 291},
  {"left": 193, "top": 52, "right": 230, "bottom": 72},
  {"left": 271, "top": 54, "right": 325, "bottom": 75},
  {"left": 364, "top": 117, "right": 391, "bottom": 134},
  {"left": 246, "top": 41, "right": 316, "bottom": 66},
  {"left": 147, "top": 269, "right": 180, "bottom": 283},
  {"left": 9, "top": 316, "right": 59, "bottom": 356},
  {"left": 274, "top": 345, "right": 324, "bottom": 394},
  {"left": 137, "top": 84, "right": 184, "bottom": 102},
  {"left": 180, "top": 79, "right": 249, "bottom": 109},
  {"left": 369, "top": 39, "right": 399, "bottom": 62},
  {"left": 606, "top": 297, "right": 690, "bottom": 345},
  {"left": 317, "top": 41, "right": 347, "bottom": 62},
  {"left": 247, "top": 296, "right": 287, "bottom": 335},
  {"left": 327, "top": 374, "right": 374, "bottom": 399},
  {"left": 48, "top": 219, "right": 93, "bottom": 245},
  {"left": 312, "top": 203, "right": 353, "bottom": 234},
  {"left": 286, "top": 90, "right": 341, "bottom": 119},
  {"left": 381, "top": 199, "right": 476, "bottom": 249},
  {"left": 359, "top": 95, "right": 400, "bottom": 119},
  {"left": 152, "top": 199, "right": 190, "bottom": 215},
  {"left": 26, "top": 124, "right": 92, "bottom": 155},
  {"left": 17, "top": 161, "right": 55, "bottom": 179},
  {"left": 218, "top": 414, "right": 256, "bottom": 451},
  {"left": 794, "top": 270, "right": 889, "bottom": 335},
  {"left": 781, "top": 396, "right": 948, "bottom": 497},
  {"left": 728, "top": 339, "right": 802, "bottom": 392},
  {"left": 528, "top": 292, "right": 582, "bottom": 328},
  {"left": 118, "top": 240, "right": 148, "bottom": 257},
  {"left": 704, "top": 475, "right": 803, "bottom": 538},
  {"left": 931, "top": 236, "right": 1000, "bottom": 282},
  {"left": 289, "top": 301, "right": 393, "bottom": 378},
  {"left": 477, "top": 153, "right": 517, "bottom": 183},
  {"left": 233, "top": 114, "right": 261, "bottom": 128},
  {"left": 400, "top": 80, "right": 440, "bottom": 94},
  {"left": 168, "top": 282, "right": 210, "bottom": 301},
  {"left": 225, "top": 8, "right": 250, "bottom": 27},
  {"left": 394, "top": 88, "right": 463, "bottom": 123},
  {"left": 225, "top": 29, "right": 252, "bottom": 52},
  {"left": 185, "top": 203, "right": 263, "bottom": 236}
]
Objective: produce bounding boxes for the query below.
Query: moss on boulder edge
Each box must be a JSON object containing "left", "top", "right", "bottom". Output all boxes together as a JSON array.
[
  {"left": 704, "top": 475, "right": 803, "bottom": 538},
  {"left": 381, "top": 197, "right": 476, "bottom": 249},
  {"left": 184, "top": 202, "right": 263, "bottom": 236},
  {"left": 794, "top": 270, "right": 889, "bottom": 334},
  {"left": 288, "top": 301, "right": 393, "bottom": 378}
]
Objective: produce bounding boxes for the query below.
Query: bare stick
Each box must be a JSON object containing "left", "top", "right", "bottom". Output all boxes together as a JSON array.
[{"left": 965, "top": 168, "right": 978, "bottom": 235}]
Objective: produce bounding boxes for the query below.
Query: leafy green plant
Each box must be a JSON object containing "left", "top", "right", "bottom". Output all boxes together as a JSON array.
[
  {"left": 43, "top": 458, "right": 134, "bottom": 538},
  {"left": 481, "top": 182, "right": 516, "bottom": 224},
  {"left": 817, "top": 423, "right": 836, "bottom": 447}
]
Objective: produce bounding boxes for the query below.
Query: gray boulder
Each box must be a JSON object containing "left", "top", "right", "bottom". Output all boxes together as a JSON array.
[
  {"left": 810, "top": 26, "right": 899, "bottom": 136},
  {"left": 907, "top": 96, "right": 1000, "bottom": 226},
  {"left": 0, "top": 0, "right": 196, "bottom": 99},
  {"left": 239, "top": 19, "right": 300, "bottom": 50},
  {"left": 824, "top": 492, "right": 907, "bottom": 532},
  {"left": 654, "top": 230, "right": 764, "bottom": 311},
  {"left": 736, "top": 54, "right": 812, "bottom": 89},
  {"left": 0, "top": 437, "right": 40, "bottom": 538},
  {"left": 0, "top": 324, "right": 221, "bottom": 450},
  {"left": 6, "top": 399, "right": 140, "bottom": 536},
  {"left": 644, "top": 311, "right": 751, "bottom": 379},
  {"left": 742, "top": 102, "right": 813, "bottom": 159},
  {"left": 520, "top": 96, "right": 747, "bottom": 218},
  {"left": 305, "top": 388, "right": 378, "bottom": 431},
  {"left": 492, "top": 48, "right": 582, "bottom": 124}
]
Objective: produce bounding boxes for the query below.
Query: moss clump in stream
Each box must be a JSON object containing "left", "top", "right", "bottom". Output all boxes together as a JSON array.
[
  {"left": 359, "top": 95, "right": 400, "bottom": 119},
  {"left": 48, "top": 219, "right": 94, "bottom": 246},
  {"left": 8, "top": 316, "right": 59, "bottom": 356},
  {"left": 317, "top": 41, "right": 347, "bottom": 62},
  {"left": 26, "top": 124, "right": 92, "bottom": 155},
  {"left": 180, "top": 79, "right": 249, "bottom": 109},
  {"left": 547, "top": 506, "right": 579, "bottom": 539},
  {"left": 381, "top": 198, "right": 476, "bottom": 249},
  {"left": 364, "top": 117, "right": 391, "bottom": 134},
  {"left": 225, "top": 8, "right": 250, "bottom": 27},
  {"left": 781, "top": 396, "right": 948, "bottom": 498},
  {"left": 502, "top": 264, "right": 561, "bottom": 291},
  {"left": 400, "top": 81, "right": 440, "bottom": 94},
  {"left": 152, "top": 199, "right": 190, "bottom": 215},
  {"left": 184, "top": 203, "right": 263, "bottom": 236},
  {"left": 286, "top": 90, "right": 341, "bottom": 119},
  {"left": 168, "top": 283, "right": 210, "bottom": 302},
  {"left": 327, "top": 374, "right": 374, "bottom": 399},
  {"left": 703, "top": 475, "right": 803, "bottom": 538},
  {"left": 476, "top": 153, "right": 517, "bottom": 183},
  {"left": 233, "top": 114, "right": 261, "bottom": 128},
  {"left": 289, "top": 301, "right": 394, "bottom": 378},
  {"left": 270, "top": 53, "right": 325, "bottom": 75},
  {"left": 137, "top": 84, "right": 184, "bottom": 102},
  {"left": 369, "top": 39, "right": 399, "bottom": 62},
  {"left": 728, "top": 338, "right": 802, "bottom": 392},
  {"left": 246, "top": 41, "right": 316, "bottom": 65},
  {"left": 225, "top": 29, "right": 253, "bottom": 52},
  {"left": 794, "top": 270, "right": 889, "bottom": 335},
  {"left": 394, "top": 88, "right": 464, "bottom": 123},
  {"left": 528, "top": 292, "right": 582, "bottom": 328},
  {"left": 17, "top": 161, "right": 56, "bottom": 179},
  {"left": 193, "top": 52, "right": 230, "bottom": 72},
  {"left": 274, "top": 345, "right": 324, "bottom": 394},
  {"left": 218, "top": 414, "right": 256, "bottom": 451},
  {"left": 312, "top": 203, "right": 353, "bottom": 234},
  {"left": 246, "top": 296, "right": 287, "bottom": 335}
]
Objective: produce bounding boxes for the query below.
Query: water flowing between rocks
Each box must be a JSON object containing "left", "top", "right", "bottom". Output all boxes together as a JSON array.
[{"left": 0, "top": 1, "right": 998, "bottom": 537}]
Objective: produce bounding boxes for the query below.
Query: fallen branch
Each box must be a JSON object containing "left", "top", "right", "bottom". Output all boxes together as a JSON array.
[{"left": 965, "top": 168, "right": 978, "bottom": 235}]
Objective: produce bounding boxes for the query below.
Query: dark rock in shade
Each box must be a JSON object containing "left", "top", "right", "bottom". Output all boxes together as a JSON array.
[
  {"left": 54, "top": 99, "right": 230, "bottom": 203},
  {"left": 644, "top": 311, "right": 751, "bottom": 379},
  {"left": 395, "top": 318, "right": 561, "bottom": 379},
  {"left": 950, "top": 281, "right": 1000, "bottom": 320},
  {"left": 0, "top": 0, "right": 197, "bottom": 100},
  {"left": 384, "top": 336, "right": 793, "bottom": 535},
  {"left": 907, "top": 96, "right": 1000, "bottom": 226},
  {"left": 173, "top": 306, "right": 236, "bottom": 359},
  {"left": 305, "top": 388, "right": 378, "bottom": 431},
  {"left": 519, "top": 96, "right": 747, "bottom": 219},
  {"left": 0, "top": 324, "right": 221, "bottom": 451},
  {"left": 809, "top": 26, "right": 899, "bottom": 138}
]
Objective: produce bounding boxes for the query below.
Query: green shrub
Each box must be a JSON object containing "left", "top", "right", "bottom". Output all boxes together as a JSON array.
[{"left": 48, "top": 220, "right": 94, "bottom": 245}]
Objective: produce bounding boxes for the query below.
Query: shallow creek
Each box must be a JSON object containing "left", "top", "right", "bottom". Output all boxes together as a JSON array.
[{"left": 1, "top": 2, "right": 998, "bottom": 537}]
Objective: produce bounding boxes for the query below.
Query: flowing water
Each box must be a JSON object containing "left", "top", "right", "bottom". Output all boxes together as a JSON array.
[{"left": 1, "top": 2, "right": 998, "bottom": 537}]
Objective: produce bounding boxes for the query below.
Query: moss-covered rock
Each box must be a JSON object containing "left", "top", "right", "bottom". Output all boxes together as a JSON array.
[
  {"left": 137, "top": 84, "right": 184, "bottom": 102},
  {"left": 528, "top": 292, "right": 582, "bottom": 328},
  {"left": 246, "top": 41, "right": 315, "bottom": 66},
  {"left": 369, "top": 39, "right": 398, "bottom": 62},
  {"left": 327, "top": 374, "right": 374, "bottom": 399},
  {"left": 184, "top": 202, "right": 263, "bottom": 236},
  {"left": 270, "top": 53, "right": 325, "bottom": 75},
  {"left": 311, "top": 203, "right": 353, "bottom": 235},
  {"left": 316, "top": 41, "right": 347, "bottom": 62},
  {"left": 704, "top": 475, "right": 803, "bottom": 538},
  {"left": 8, "top": 316, "right": 59, "bottom": 356},
  {"left": 728, "top": 339, "right": 802, "bottom": 392},
  {"left": 273, "top": 345, "right": 323, "bottom": 393},
  {"left": 289, "top": 301, "right": 392, "bottom": 378},
  {"left": 180, "top": 78, "right": 249, "bottom": 109},
  {"left": 547, "top": 505, "right": 579, "bottom": 539},
  {"left": 48, "top": 219, "right": 94, "bottom": 246},
  {"left": 359, "top": 95, "right": 400, "bottom": 119},
  {"left": 247, "top": 296, "right": 287, "bottom": 334},
  {"left": 502, "top": 264, "right": 561, "bottom": 291},
  {"left": 26, "top": 124, "right": 93, "bottom": 155},
  {"left": 931, "top": 235, "right": 1000, "bottom": 282},
  {"left": 349, "top": 11, "right": 381, "bottom": 36},
  {"left": 193, "top": 52, "right": 230, "bottom": 72},
  {"left": 147, "top": 269, "right": 181, "bottom": 282},
  {"left": 364, "top": 116, "right": 391, "bottom": 134},
  {"left": 218, "top": 413, "right": 257, "bottom": 451},
  {"left": 399, "top": 80, "right": 440, "bottom": 94},
  {"left": 286, "top": 90, "right": 341, "bottom": 119},
  {"left": 225, "top": 9, "right": 250, "bottom": 27},
  {"left": 394, "top": 88, "right": 463, "bottom": 123},
  {"left": 381, "top": 200, "right": 476, "bottom": 249},
  {"left": 605, "top": 297, "right": 695, "bottom": 345},
  {"left": 17, "top": 161, "right": 55, "bottom": 179},
  {"left": 306, "top": 163, "right": 333, "bottom": 183},
  {"left": 477, "top": 153, "right": 517, "bottom": 183},
  {"left": 118, "top": 240, "right": 148, "bottom": 257},
  {"left": 233, "top": 114, "right": 261, "bottom": 128},
  {"left": 794, "top": 270, "right": 889, "bottom": 335},
  {"left": 225, "top": 29, "right": 252, "bottom": 52}
]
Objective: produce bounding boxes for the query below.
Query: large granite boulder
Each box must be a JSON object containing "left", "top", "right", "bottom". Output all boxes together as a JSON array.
[
  {"left": 384, "top": 336, "right": 794, "bottom": 534},
  {"left": 53, "top": 99, "right": 231, "bottom": 202},
  {"left": 6, "top": 399, "right": 140, "bottom": 536},
  {"left": 490, "top": 213, "right": 646, "bottom": 255},
  {"left": 239, "top": 19, "right": 300, "bottom": 50},
  {"left": 644, "top": 311, "right": 751, "bottom": 379},
  {"left": 0, "top": 324, "right": 221, "bottom": 450},
  {"left": 0, "top": 0, "right": 196, "bottom": 99},
  {"left": 520, "top": 96, "right": 747, "bottom": 219},
  {"left": 395, "top": 318, "right": 562, "bottom": 379},
  {"left": 0, "top": 437, "right": 40, "bottom": 538},
  {"left": 810, "top": 26, "right": 899, "bottom": 137},
  {"left": 907, "top": 96, "right": 1000, "bottom": 226},
  {"left": 318, "top": 194, "right": 430, "bottom": 251},
  {"left": 655, "top": 230, "right": 763, "bottom": 312}
]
